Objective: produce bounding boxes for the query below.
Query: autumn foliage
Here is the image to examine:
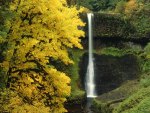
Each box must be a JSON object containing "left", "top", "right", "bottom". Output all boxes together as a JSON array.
[
  {"left": 0, "top": 0, "right": 84, "bottom": 112},
  {"left": 125, "top": 0, "right": 138, "bottom": 17}
]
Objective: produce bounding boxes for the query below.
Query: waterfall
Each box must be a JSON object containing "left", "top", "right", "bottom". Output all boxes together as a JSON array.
[{"left": 86, "top": 13, "right": 97, "bottom": 98}]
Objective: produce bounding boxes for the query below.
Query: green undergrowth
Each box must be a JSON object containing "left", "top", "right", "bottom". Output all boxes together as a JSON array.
[
  {"left": 111, "top": 44, "right": 150, "bottom": 113},
  {"left": 92, "top": 46, "right": 150, "bottom": 113},
  {"left": 98, "top": 47, "right": 126, "bottom": 57},
  {"left": 140, "top": 72, "right": 150, "bottom": 88},
  {"left": 93, "top": 12, "right": 134, "bottom": 38},
  {"left": 92, "top": 80, "right": 140, "bottom": 113},
  {"left": 95, "top": 46, "right": 142, "bottom": 57},
  {"left": 68, "top": 49, "right": 85, "bottom": 100},
  {"left": 113, "top": 86, "right": 150, "bottom": 113}
]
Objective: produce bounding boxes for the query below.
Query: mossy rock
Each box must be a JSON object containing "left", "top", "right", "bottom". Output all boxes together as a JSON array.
[
  {"left": 93, "top": 12, "right": 134, "bottom": 38},
  {"left": 81, "top": 12, "right": 135, "bottom": 39},
  {"left": 113, "top": 86, "right": 150, "bottom": 113},
  {"left": 81, "top": 12, "right": 149, "bottom": 42},
  {"left": 66, "top": 49, "right": 86, "bottom": 102},
  {"left": 92, "top": 80, "right": 140, "bottom": 113}
]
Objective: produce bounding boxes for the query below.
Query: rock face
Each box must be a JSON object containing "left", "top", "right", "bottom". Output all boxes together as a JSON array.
[
  {"left": 79, "top": 53, "right": 140, "bottom": 95},
  {"left": 81, "top": 12, "right": 149, "bottom": 43},
  {"left": 81, "top": 13, "right": 134, "bottom": 38},
  {"left": 92, "top": 79, "right": 140, "bottom": 113},
  {"left": 78, "top": 12, "right": 147, "bottom": 113}
]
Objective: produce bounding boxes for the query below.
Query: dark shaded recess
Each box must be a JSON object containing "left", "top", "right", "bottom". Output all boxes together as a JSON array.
[
  {"left": 79, "top": 53, "right": 140, "bottom": 95},
  {"left": 81, "top": 37, "right": 124, "bottom": 50},
  {"left": 0, "top": 42, "right": 8, "bottom": 88},
  {"left": 81, "top": 37, "right": 149, "bottom": 50},
  {"left": 65, "top": 103, "right": 86, "bottom": 113}
]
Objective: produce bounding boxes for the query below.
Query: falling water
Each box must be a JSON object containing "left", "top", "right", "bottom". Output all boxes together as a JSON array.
[{"left": 86, "top": 13, "right": 97, "bottom": 98}]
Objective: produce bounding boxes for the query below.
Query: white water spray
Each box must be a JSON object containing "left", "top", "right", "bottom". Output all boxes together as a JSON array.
[{"left": 86, "top": 13, "right": 97, "bottom": 98}]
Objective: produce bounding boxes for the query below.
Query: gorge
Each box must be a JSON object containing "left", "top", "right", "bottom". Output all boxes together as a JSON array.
[{"left": 67, "top": 12, "right": 148, "bottom": 113}]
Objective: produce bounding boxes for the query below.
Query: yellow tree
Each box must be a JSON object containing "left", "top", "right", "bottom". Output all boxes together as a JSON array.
[
  {"left": 125, "top": 0, "right": 138, "bottom": 17},
  {"left": 1, "top": 0, "right": 84, "bottom": 112}
]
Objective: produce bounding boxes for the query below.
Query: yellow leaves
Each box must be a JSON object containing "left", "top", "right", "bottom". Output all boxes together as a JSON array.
[
  {"left": 4, "top": 20, "right": 11, "bottom": 30},
  {"left": 4, "top": 0, "right": 85, "bottom": 112},
  {"left": 45, "top": 67, "right": 71, "bottom": 96},
  {"left": 22, "top": 87, "right": 33, "bottom": 98},
  {"left": 0, "top": 61, "right": 9, "bottom": 68},
  {"left": 9, "top": 0, "right": 85, "bottom": 64},
  {"left": 6, "top": 92, "right": 22, "bottom": 106},
  {"left": 0, "top": 35, "right": 4, "bottom": 43},
  {"left": 81, "top": 7, "right": 91, "bottom": 13},
  {"left": 27, "top": 76, "right": 34, "bottom": 83},
  {"left": 125, "top": 0, "right": 138, "bottom": 16},
  {"left": 37, "top": 2, "right": 48, "bottom": 14},
  {"left": 12, "top": 74, "right": 38, "bottom": 98},
  {"left": 12, "top": 38, "right": 39, "bottom": 64},
  {"left": 15, "top": 62, "right": 37, "bottom": 71},
  {"left": 35, "top": 78, "right": 42, "bottom": 83},
  {"left": 60, "top": 0, "right": 67, "bottom": 5},
  {"left": 9, "top": 0, "right": 18, "bottom": 11},
  {"left": 1, "top": 90, "right": 51, "bottom": 113}
]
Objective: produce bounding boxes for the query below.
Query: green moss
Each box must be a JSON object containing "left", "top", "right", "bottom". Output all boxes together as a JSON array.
[
  {"left": 96, "top": 47, "right": 142, "bottom": 57},
  {"left": 125, "top": 97, "right": 150, "bottom": 113},
  {"left": 140, "top": 68, "right": 150, "bottom": 87},
  {"left": 113, "top": 86, "right": 150, "bottom": 113},
  {"left": 99, "top": 47, "right": 126, "bottom": 57},
  {"left": 77, "top": 0, "right": 124, "bottom": 11},
  {"left": 94, "top": 12, "right": 134, "bottom": 38},
  {"left": 68, "top": 49, "right": 85, "bottom": 100},
  {"left": 130, "top": 3, "right": 150, "bottom": 38},
  {"left": 140, "top": 43, "right": 150, "bottom": 73},
  {"left": 114, "top": 0, "right": 150, "bottom": 38},
  {"left": 92, "top": 80, "right": 140, "bottom": 113},
  {"left": 143, "top": 43, "right": 150, "bottom": 61},
  {"left": 94, "top": 45, "right": 150, "bottom": 113},
  {"left": 143, "top": 60, "right": 150, "bottom": 72},
  {"left": 94, "top": 44, "right": 150, "bottom": 113},
  {"left": 92, "top": 99, "right": 112, "bottom": 113}
]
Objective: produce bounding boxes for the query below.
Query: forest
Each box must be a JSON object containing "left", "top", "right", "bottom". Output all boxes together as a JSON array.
[{"left": 0, "top": 0, "right": 150, "bottom": 113}]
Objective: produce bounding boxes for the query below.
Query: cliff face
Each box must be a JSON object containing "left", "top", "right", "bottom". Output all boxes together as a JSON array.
[
  {"left": 79, "top": 53, "right": 140, "bottom": 95},
  {"left": 79, "top": 13, "right": 142, "bottom": 95},
  {"left": 76, "top": 12, "right": 148, "bottom": 113},
  {"left": 81, "top": 13, "right": 131, "bottom": 38},
  {"left": 67, "top": 12, "right": 149, "bottom": 113},
  {"left": 81, "top": 12, "right": 149, "bottom": 43}
]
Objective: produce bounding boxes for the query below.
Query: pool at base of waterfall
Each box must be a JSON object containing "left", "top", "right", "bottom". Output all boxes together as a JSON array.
[{"left": 66, "top": 98, "right": 96, "bottom": 113}]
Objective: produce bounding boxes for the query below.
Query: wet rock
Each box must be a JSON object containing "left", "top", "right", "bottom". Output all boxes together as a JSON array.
[
  {"left": 80, "top": 12, "right": 149, "bottom": 46},
  {"left": 92, "top": 80, "right": 140, "bottom": 113},
  {"left": 79, "top": 53, "right": 140, "bottom": 95}
]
